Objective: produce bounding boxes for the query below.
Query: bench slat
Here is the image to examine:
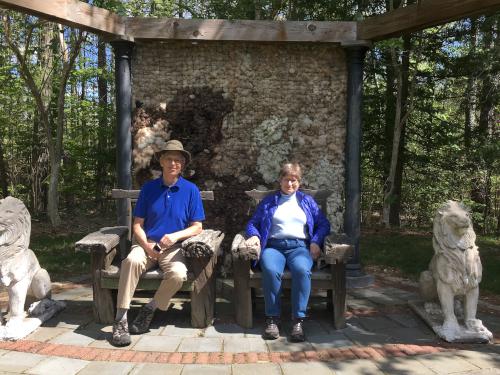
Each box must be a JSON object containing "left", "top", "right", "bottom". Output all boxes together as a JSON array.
[{"left": 112, "top": 189, "right": 214, "bottom": 200}]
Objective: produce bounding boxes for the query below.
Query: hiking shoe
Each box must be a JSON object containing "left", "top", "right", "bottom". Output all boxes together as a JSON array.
[
  {"left": 111, "top": 319, "right": 131, "bottom": 346},
  {"left": 263, "top": 316, "right": 280, "bottom": 340},
  {"left": 290, "top": 318, "right": 305, "bottom": 342},
  {"left": 129, "top": 305, "right": 155, "bottom": 334}
]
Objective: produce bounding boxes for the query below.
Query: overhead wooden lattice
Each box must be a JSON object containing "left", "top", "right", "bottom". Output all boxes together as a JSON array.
[{"left": 0, "top": 0, "right": 499, "bottom": 42}]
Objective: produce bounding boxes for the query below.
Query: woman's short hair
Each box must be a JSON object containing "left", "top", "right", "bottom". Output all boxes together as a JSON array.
[{"left": 279, "top": 162, "right": 302, "bottom": 180}]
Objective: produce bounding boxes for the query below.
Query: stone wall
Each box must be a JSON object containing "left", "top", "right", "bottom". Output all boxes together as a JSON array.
[{"left": 131, "top": 40, "right": 347, "bottom": 243}]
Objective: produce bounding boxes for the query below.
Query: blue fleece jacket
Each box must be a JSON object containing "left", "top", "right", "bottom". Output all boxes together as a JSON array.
[{"left": 246, "top": 190, "right": 331, "bottom": 252}]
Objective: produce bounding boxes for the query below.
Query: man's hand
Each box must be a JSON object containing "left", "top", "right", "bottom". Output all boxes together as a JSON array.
[
  {"left": 159, "top": 233, "right": 179, "bottom": 249},
  {"left": 310, "top": 243, "right": 321, "bottom": 260},
  {"left": 144, "top": 241, "right": 161, "bottom": 260}
]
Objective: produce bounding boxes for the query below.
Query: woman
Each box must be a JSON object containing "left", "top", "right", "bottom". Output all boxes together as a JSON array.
[{"left": 246, "top": 163, "right": 331, "bottom": 342}]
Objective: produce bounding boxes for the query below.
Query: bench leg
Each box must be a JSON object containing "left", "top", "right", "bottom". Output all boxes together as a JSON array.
[
  {"left": 190, "top": 255, "right": 217, "bottom": 328},
  {"left": 90, "top": 249, "right": 117, "bottom": 324},
  {"left": 93, "top": 270, "right": 116, "bottom": 324},
  {"left": 233, "top": 258, "right": 253, "bottom": 329},
  {"left": 332, "top": 262, "right": 347, "bottom": 329}
]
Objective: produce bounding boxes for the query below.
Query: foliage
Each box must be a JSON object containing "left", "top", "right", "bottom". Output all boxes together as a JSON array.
[
  {"left": 360, "top": 232, "right": 500, "bottom": 295},
  {"left": 0, "top": 2, "right": 498, "bottom": 235},
  {"left": 30, "top": 233, "right": 89, "bottom": 280}
]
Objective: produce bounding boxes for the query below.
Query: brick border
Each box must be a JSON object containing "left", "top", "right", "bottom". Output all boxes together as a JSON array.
[{"left": 0, "top": 340, "right": 477, "bottom": 364}]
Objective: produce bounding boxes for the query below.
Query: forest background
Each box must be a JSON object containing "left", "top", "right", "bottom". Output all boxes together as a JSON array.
[{"left": 0, "top": 0, "right": 498, "bottom": 238}]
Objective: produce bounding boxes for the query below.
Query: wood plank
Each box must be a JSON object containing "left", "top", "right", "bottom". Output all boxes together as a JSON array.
[
  {"left": 126, "top": 18, "right": 357, "bottom": 43},
  {"left": 100, "top": 276, "right": 194, "bottom": 292},
  {"left": 0, "top": 0, "right": 127, "bottom": 37},
  {"left": 75, "top": 226, "right": 128, "bottom": 253},
  {"left": 111, "top": 188, "right": 214, "bottom": 200},
  {"left": 358, "top": 0, "right": 500, "bottom": 41}
]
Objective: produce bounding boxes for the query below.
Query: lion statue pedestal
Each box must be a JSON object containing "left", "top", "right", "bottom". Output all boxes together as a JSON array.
[
  {"left": 410, "top": 200, "right": 493, "bottom": 344},
  {"left": 0, "top": 197, "right": 65, "bottom": 341}
]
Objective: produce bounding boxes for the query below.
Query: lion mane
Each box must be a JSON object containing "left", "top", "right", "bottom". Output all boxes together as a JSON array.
[
  {"left": 420, "top": 200, "right": 482, "bottom": 299},
  {"left": 0, "top": 197, "right": 37, "bottom": 288}
]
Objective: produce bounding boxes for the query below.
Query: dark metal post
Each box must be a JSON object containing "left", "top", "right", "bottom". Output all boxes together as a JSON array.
[
  {"left": 111, "top": 41, "right": 134, "bottom": 227},
  {"left": 345, "top": 45, "right": 370, "bottom": 280}
]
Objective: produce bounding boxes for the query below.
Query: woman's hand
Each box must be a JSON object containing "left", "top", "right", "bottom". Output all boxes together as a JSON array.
[{"left": 310, "top": 243, "right": 321, "bottom": 260}]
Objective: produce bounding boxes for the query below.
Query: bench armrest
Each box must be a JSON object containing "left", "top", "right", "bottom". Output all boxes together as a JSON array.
[
  {"left": 181, "top": 229, "right": 225, "bottom": 258},
  {"left": 323, "top": 233, "right": 353, "bottom": 264},
  {"left": 75, "top": 226, "right": 128, "bottom": 254},
  {"left": 231, "top": 232, "right": 260, "bottom": 261}
]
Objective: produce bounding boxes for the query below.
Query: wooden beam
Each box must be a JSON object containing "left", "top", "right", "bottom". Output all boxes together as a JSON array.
[
  {"left": 125, "top": 18, "right": 357, "bottom": 43},
  {"left": 358, "top": 0, "right": 500, "bottom": 41},
  {"left": 0, "top": 0, "right": 126, "bottom": 37}
]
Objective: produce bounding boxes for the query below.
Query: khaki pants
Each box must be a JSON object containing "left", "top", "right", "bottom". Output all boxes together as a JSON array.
[{"left": 116, "top": 241, "right": 187, "bottom": 311}]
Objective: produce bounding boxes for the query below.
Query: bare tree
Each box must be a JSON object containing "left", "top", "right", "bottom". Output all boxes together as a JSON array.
[{"left": 2, "top": 13, "right": 86, "bottom": 226}]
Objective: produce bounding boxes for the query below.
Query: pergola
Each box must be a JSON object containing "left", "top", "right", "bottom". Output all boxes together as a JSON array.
[{"left": 1, "top": 0, "right": 499, "bottom": 282}]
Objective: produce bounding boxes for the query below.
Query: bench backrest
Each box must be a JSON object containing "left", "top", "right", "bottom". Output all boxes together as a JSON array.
[
  {"left": 245, "top": 189, "right": 331, "bottom": 213},
  {"left": 111, "top": 189, "right": 214, "bottom": 240}
]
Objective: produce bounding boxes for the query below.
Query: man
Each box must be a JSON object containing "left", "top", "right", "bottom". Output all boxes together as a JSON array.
[{"left": 112, "top": 140, "right": 205, "bottom": 346}]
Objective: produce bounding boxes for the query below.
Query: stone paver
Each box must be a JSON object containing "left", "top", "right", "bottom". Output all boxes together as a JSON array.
[
  {"left": 376, "top": 356, "right": 437, "bottom": 374},
  {"left": 341, "top": 322, "right": 392, "bottom": 346},
  {"left": 385, "top": 327, "right": 435, "bottom": 344},
  {"left": 345, "top": 297, "right": 378, "bottom": 310},
  {"left": 357, "top": 315, "right": 404, "bottom": 331},
  {"left": 25, "top": 356, "right": 89, "bottom": 375},
  {"left": 129, "top": 363, "right": 183, "bottom": 375},
  {"left": 265, "top": 337, "right": 313, "bottom": 352},
  {"left": 25, "top": 327, "right": 70, "bottom": 342},
  {"left": 232, "top": 363, "right": 282, "bottom": 375},
  {"left": 0, "top": 351, "right": 46, "bottom": 373},
  {"left": 76, "top": 361, "right": 135, "bottom": 375},
  {"left": 281, "top": 361, "right": 334, "bottom": 375},
  {"left": 327, "top": 358, "right": 385, "bottom": 374},
  {"left": 307, "top": 332, "right": 353, "bottom": 350},
  {"left": 181, "top": 364, "right": 231, "bottom": 375},
  {"left": 177, "top": 338, "right": 223, "bottom": 352},
  {"left": 132, "top": 336, "right": 182, "bottom": 352},
  {"left": 48, "top": 329, "right": 98, "bottom": 346},
  {"left": 223, "top": 337, "right": 268, "bottom": 353},
  {"left": 416, "top": 352, "right": 481, "bottom": 374},
  {"left": 454, "top": 350, "right": 500, "bottom": 370},
  {"left": 205, "top": 323, "right": 246, "bottom": 337},
  {"left": 386, "top": 313, "right": 423, "bottom": 328},
  {"left": 161, "top": 325, "right": 203, "bottom": 337}
]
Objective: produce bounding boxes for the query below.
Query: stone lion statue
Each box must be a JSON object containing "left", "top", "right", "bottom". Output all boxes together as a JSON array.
[
  {"left": 0, "top": 197, "right": 64, "bottom": 340},
  {"left": 419, "top": 200, "right": 492, "bottom": 343}
]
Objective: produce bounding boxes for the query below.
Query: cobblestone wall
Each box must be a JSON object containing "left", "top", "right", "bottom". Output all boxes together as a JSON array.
[{"left": 131, "top": 41, "right": 347, "bottom": 247}]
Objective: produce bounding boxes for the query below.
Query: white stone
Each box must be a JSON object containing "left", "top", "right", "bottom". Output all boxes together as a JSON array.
[
  {"left": 0, "top": 197, "right": 65, "bottom": 341},
  {"left": 418, "top": 200, "right": 493, "bottom": 343}
]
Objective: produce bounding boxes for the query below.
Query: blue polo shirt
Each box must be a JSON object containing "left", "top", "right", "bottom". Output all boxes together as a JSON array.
[{"left": 134, "top": 176, "right": 205, "bottom": 243}]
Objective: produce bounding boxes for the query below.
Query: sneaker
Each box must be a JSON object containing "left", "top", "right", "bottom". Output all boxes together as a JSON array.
[
  {"left": 263, "top": 316, "right": 280, "bottom": 340},
  {"left": 111, "top": 319, "right": 131, "bottom": 346},
  {"left": 129, "top": 305, "right": 155, "bottom": 334},
  {"left": 290, "top": 318, "right": 305, "bottom": 342}
]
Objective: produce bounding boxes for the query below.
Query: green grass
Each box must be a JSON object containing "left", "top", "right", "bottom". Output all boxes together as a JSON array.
[
  {"left": 361, "top": 232, "right": 500, "bottom": 295},
  {"left": 30, "top": 233, "right": 90, "bottom": 281},
  {"left": 28, "top": 231, "right": 500, "bottom": 295}
]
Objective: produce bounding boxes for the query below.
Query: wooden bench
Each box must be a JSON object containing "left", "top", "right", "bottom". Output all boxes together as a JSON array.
[
  {"left": 75, "top": 189, "right": 224, "bottom": 328},
  {"left": 231, "top": 189, "right": 353, "bottom": 329}
]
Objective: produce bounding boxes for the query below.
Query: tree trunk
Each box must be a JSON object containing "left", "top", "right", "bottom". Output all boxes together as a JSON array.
[
  {"left": 0, "top": 138, "right": 9, "bottom": 197},
  {"left": 382, "top": 35, "right": 411, "bottom": 227}
]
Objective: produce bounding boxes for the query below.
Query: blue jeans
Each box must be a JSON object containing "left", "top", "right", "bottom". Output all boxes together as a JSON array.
[{"left": 260, "top": 238, "right": 313, "bottom": 319}]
